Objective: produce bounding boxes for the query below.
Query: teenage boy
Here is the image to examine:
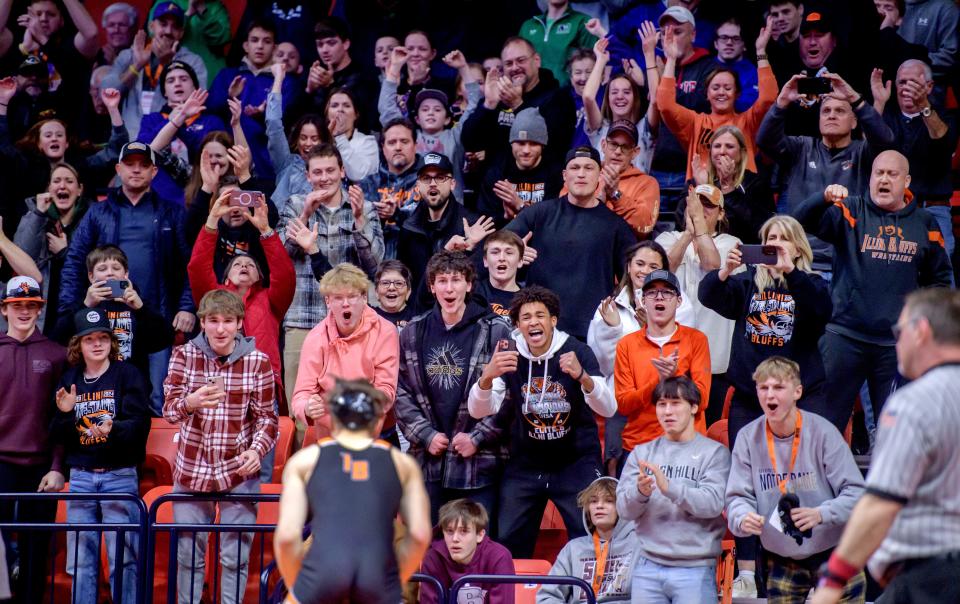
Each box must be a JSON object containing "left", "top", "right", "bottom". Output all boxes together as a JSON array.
[
  {"left": 420, "top": 499, "right": 516, "bottom": 604},
  {"left": 163, "top": 289, "right": 278, "bottom": 604},
  {"left": 278, "top": 143, "right": 384, "bottom": 399},
  {"left": 395, "top": 251, "right": 510, "bottom": 523},
  {"left": 614, "top": 270, "right": 711, "bottom": 462},
  {"left": 0, "top": 276, "right": 67, "bottom": 602},
  {"left": 539, "top": 477, "right": 636, "bottom": 604},
  {"left": 617, "top": 376, "right": 730, "bottom": 602},
  {"left": 56, "top": 245, "right": 174, "bottom": 395},
  {"left": 209, "top": 20, "right": 298, "bottom": 181},
  {"left": 725, "top": 356, "right": 866, "bottom": 603},
  {"left": 475, "top": 230, "right": 524, "bottom": 318},
  {"left": 274, "top": 379, "right": 431, "bottom": 604},
  {"left": 469, "top": 285, "right": 615, "bottom": 557}
]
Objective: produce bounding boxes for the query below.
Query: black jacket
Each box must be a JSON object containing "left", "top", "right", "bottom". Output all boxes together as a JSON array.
[{"left": 398, "top": 197, "right": 479, "bottom": 295}]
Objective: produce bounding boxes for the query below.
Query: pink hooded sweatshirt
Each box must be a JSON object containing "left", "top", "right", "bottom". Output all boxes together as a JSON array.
[{"left": 291, "top": 305, "right": 400, "bottom": 439}]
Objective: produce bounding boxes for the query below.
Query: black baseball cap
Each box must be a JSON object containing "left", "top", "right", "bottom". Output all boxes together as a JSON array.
[
  {"left": 119, "top": 141, "right": 156, "bottom": 165},
  {"left": 642, "top": 269, "right": 682, "bottom": 294},
  {"left": 607, "top": 119, "right": 639, "bottom": 145},
  {"left": 413, "top": 89, "right": 450, "bottom": 112},
  {"left": 74, "top": 308, "right": 113, "bottom": 338},
  {"left": 417, "top": 152, "right": 454, "bottom": 176},
  {"left": 800, "top": 11, "right": 834, "bottom": 35},
  {"left": 564, "top": 146, "right": 602, "bottom": 168},
  {"left": 18, "top": 55, "right": 47, "bottom": 78}
]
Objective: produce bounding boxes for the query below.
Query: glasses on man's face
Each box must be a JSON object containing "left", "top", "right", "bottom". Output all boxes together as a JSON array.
[
  {"left": 717, "top": 35, "right": 742, "bottom": 44},
  {"left": 605, "top": 140, "right": 636, "bottom": 154},
  {"left": 502, "top": 55, "right": 532, "bottom": 69},
  {"left": 377, "top": 280, "right": 407, "bottom": 289},
  {"left": 418, "top": 175, "right": 452, "bottom": 185},
  {"left": 643, "top": 289, "right": 678, "bottom": 301},
  {"left": 327, "top": 293, "right": 363, "bottom": 306}
]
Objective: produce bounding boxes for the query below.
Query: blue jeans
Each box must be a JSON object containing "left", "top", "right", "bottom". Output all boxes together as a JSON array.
[
  {"left": 67, "top": 467, "right": 141, "bottom": 604},
  {"left": 173, "top": 479, "right": 259, "bottom": 604},
  {"left": 148, "top": 347, "right": 173, "bottom": 416},
  {"left": 631, "top": 557, "right": 717, "bottom": 604},
  {"left": 924, "top": 204, "right": 956, "bottom": 261}
]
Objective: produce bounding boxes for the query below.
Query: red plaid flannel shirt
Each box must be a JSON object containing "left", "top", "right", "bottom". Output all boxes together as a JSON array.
[{"left": 163, "top": 338, "right": 278, "bottom": 492}]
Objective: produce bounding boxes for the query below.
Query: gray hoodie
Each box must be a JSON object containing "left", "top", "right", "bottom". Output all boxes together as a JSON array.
[
  {"left": 900, "top": 0, "right": 959, "bottom": 78},
  {"left": 617, "top": 433, "right": 730, "bottom": 567},
  {"left": 725, "top": 411, "right": 864, "bottom": 559},
  {"left": 537, "top": 478, "right": 637, "bottom": 604}
]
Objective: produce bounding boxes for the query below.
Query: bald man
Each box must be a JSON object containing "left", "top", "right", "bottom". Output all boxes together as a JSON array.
[{"left": 792, "top": 150, "right": 953, "bottom": 433}]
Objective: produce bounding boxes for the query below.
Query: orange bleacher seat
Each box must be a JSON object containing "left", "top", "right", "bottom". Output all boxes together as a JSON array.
[
  {"left": 513, "top": 559, "right": 553, "bottom": 604},
  {"left": 140, "top": 419, "right": 180, "bottom": 495},
  {"left": 532, "top": 501, "right": 567, "bottom": 563},
  {"left": 706, "top": 419, "right": 728, "bottom": 449},
  {"left": 717, "top": 536, "right": 736, "bottom": 604},
  {"left": 722, "top": 386, "right": 734, "bottom": 420},
  {"left": 272, "top": 417, "right": 295, "bottom": 482}
]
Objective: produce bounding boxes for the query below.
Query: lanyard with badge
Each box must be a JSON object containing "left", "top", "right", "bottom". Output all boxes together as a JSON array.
[
  {"left": 764, "top": 410, "right": 802, "bottom": 533},
  {"left": 591, "top": 532, "right": 610, "bottom": 596}
]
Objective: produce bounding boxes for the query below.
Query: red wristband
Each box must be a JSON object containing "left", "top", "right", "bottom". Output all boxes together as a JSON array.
[{"left": 827, "top": 552, "right": 859, "bottom": 583}]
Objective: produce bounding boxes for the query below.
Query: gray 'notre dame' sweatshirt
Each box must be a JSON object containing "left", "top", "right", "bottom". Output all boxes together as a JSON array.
[
  {"left": 616, "top": 433, "right": 731, "bottom": 567},
  {"left": 725, "top": 411, "right": 865, "bottom": 559}
]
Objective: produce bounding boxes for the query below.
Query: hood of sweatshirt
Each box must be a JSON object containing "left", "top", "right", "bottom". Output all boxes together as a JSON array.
[
  {"left": 190, "top": 332, "right": 258, "bottom": 364},
  {"left": 511, "top": 324, "right": 570, "bottom": 409},
  {"left": 580, "top": 476, "right": 634, "bottom": 539},
  {"left": 522, "top": 68, "right": 561, "bottom": 106},
  {"left": 433, "top": 298, "right": 493, "bottom": 333},
  {"left": 0, "top": 329, "right": 49, "bottom": 349}
]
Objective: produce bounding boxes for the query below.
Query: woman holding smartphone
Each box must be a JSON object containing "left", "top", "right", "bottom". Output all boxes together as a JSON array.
[{"left": 50, "top": 308, "right": 151, "bottom": 604}]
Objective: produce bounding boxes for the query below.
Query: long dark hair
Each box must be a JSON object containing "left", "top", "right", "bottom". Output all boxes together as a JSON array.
[
  {"left": 287, "top": 114, "right": 330, "bottom": 155},
  {"left": 614, "top": 240, "right": 670, "bottom": 309}
]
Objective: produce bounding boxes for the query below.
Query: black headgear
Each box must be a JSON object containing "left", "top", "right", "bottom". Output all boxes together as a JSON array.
[{"left": 330, "top": 389, "right": 379, "bottom": 430}]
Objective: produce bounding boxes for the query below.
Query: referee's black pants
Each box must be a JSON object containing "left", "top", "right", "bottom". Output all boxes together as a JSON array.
[{"left": 877, "top": 551, "right": 960, "bottom": 603}]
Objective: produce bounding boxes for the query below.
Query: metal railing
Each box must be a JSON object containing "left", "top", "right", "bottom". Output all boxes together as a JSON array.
[
  {"left": 0, "top": 492, "right": 148, "bottom": 604},
  {"left": 449, "top": 574, "right": 597, "bottom": 604}
]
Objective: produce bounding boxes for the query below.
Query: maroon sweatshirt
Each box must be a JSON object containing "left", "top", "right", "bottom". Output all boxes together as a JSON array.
[
  {"left": 0, "top": 331, "right": 66, "bottom": 470},
  {"left": 419, "top": 534, "right": 516, "bottom": 604}
]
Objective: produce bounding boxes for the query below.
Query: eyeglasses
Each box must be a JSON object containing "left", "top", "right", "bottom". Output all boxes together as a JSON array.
[
  {"left": 605, "top": 140, "right": 636, "bottom": 153},
  {"left": 643, "top": 289, "right": 678, "bottom": 301},
  {"left": 891, "top": 318, "right": 917, "bottom": 341},
  {"left": 717, "top": 35, "right": 742, "bottom": 43},
  {"left": 377, "top": 280, "right": 407, "bottom": 289},
  {"left": 327, "top": 293, "right": 363, "bottom": 305},
  {"left": 418, "top": 175, "right": 452, "bottom": 185},
  {"left": 502, "top": 55, "right": 532, "bottom": 69}
]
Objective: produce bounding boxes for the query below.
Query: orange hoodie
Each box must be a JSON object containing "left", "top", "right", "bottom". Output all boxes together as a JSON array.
[
  {"left": 559, "top": 167, "right": 660, "bottom": 235},
  {"left": 657, "top": 64, "right": 778, "bottom": 180},
  {"left": 291, "top": 305, "right": 400, "bottom": 439},
  {"left": 614, "top": 324, "right": 711, "bottom": 451}
]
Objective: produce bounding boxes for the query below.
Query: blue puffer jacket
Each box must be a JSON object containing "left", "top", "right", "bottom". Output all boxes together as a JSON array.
[{"left": 58, "top": 188, "right": 194, "bottom": 321}]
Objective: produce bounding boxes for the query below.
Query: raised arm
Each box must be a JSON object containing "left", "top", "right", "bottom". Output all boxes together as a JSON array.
[
  {"left": 394, "top": 451, "right": 432, "bottom": 582},
  {"left": 0, "top": 218, "right": 42, "bottom": 282},
  {"left": 582, "top": 37, "right": 610, "bottom": 134},
  {"left": 62, "top": 0, "right": 98, "bottom": 59}
]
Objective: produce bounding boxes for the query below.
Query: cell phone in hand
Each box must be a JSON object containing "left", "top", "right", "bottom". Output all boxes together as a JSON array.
[
  {"left": 497, "top": 338, "right": 517, "bottom": 353},
  {"left": 228, "top": 190, "right": 265, "bottom": 209},
  {"left": 104, "top": 279, "right": 129, "bottom": 298},
  {"left": 740, "top": 244, "right": 779, "bottom": 265},
  {"left": 796, "top": 76, "right": 832, "bottom": 96},
  {"left": 206, "top": 375, "right": 225, "bottom": 393}
]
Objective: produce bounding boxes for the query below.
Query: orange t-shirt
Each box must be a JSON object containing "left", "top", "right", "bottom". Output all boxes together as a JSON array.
[
  {"left": 614, "top": 324, "right": 712, "bottom": 451},
  {"left": 657, "top": 65, "right": 778, "bottom": 180}
]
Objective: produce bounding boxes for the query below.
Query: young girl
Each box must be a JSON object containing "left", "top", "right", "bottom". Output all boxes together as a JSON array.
[
  {"left": 539, "top": 477, "right": 635, "bottom": 603},
  {"left": 14, "top": 162, "right": 90, "bottom": 333},
  {"left": 50, "top": 308, "right": 150, "bottom": 604}
]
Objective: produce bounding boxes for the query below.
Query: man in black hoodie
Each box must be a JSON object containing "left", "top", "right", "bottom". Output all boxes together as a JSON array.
[
  {"left": 461, "top": 37, "right": 576, "bottom": 169},
  {"left": 395, "top": 251, "right": 511, "bottom": 525},
  {"left": 398, "top": 153, "right": 495, "bottom": 301},
  {"left": 793, "top": 150, "right": 953, "bottom": 434}
]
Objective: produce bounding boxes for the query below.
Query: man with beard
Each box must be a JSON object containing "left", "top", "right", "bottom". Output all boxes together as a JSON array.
[
  {"left": 398, "top": 153, "right": 495, "bottom": 299},
  {"left": 462, "top": 37, "right": 576, "bottom": 168},
  {"left": 396, "top": 251, "right": 510, "bottom": 524},
  {"left": 477, "top": 107, "right": 562, "bottom": 228},
  {"left": 506, "top": 146, "right": 636, "bottom": 341},
  {"left": 104, "top": 1, "right": 207, "bottom": 139},
  {"left": 278, "top": 143, "right": 384, "bottom": 403},
  {"left": 360, "top": 118, "right": 422, "bottom": 260}
]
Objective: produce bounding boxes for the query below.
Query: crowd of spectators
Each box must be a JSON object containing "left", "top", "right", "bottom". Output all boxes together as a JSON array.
[{"left": 0, "top": 0, "right": 957, "bottom": 602}]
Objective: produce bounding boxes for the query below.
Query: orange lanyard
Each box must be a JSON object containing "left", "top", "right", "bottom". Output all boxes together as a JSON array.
[
  {"left": 765, "top": 410, "right": 802, "bottom": 495},
  {"left": 144, "top": 51, "right": 164, "bottom": 89},
  {"left": 591, "top": 532, "right": 610, "bottom": 596}
]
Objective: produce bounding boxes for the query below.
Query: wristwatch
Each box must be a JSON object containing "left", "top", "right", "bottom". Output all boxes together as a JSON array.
[
  {"left": 921, "top": 105, "right": 933, "bottom": 118},
  {"left": 610, "top": 189, "right": 623, "bottom": 201}
]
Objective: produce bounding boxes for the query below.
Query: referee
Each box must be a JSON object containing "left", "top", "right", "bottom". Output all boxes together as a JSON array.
[{"left": 812, "top": 289, "right": 960, "bottom": 604}]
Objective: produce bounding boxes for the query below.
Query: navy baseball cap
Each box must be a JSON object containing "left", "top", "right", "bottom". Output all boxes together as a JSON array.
[
  {"left": 642, "top": 270, "right": 681, "bottom": 294},
  {"left": 119, "top": 141, "right": 156, "bottom": 164},
  {"left": 74, "top": 308, "right": 113, "bottom": 338},
  {"left": 564, "top": 146, "right": 602, "bottom": 168},
  {"left": 153, "top": 1, "right": 185, "bottom": 24},
  {"left": 417, "top": 152, "right": 454, "bottom": 176}
]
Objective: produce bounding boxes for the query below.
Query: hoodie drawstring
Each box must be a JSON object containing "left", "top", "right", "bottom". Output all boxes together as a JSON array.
[{"left": 523, "top": 357, "right": 552, "bottom": 412}]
